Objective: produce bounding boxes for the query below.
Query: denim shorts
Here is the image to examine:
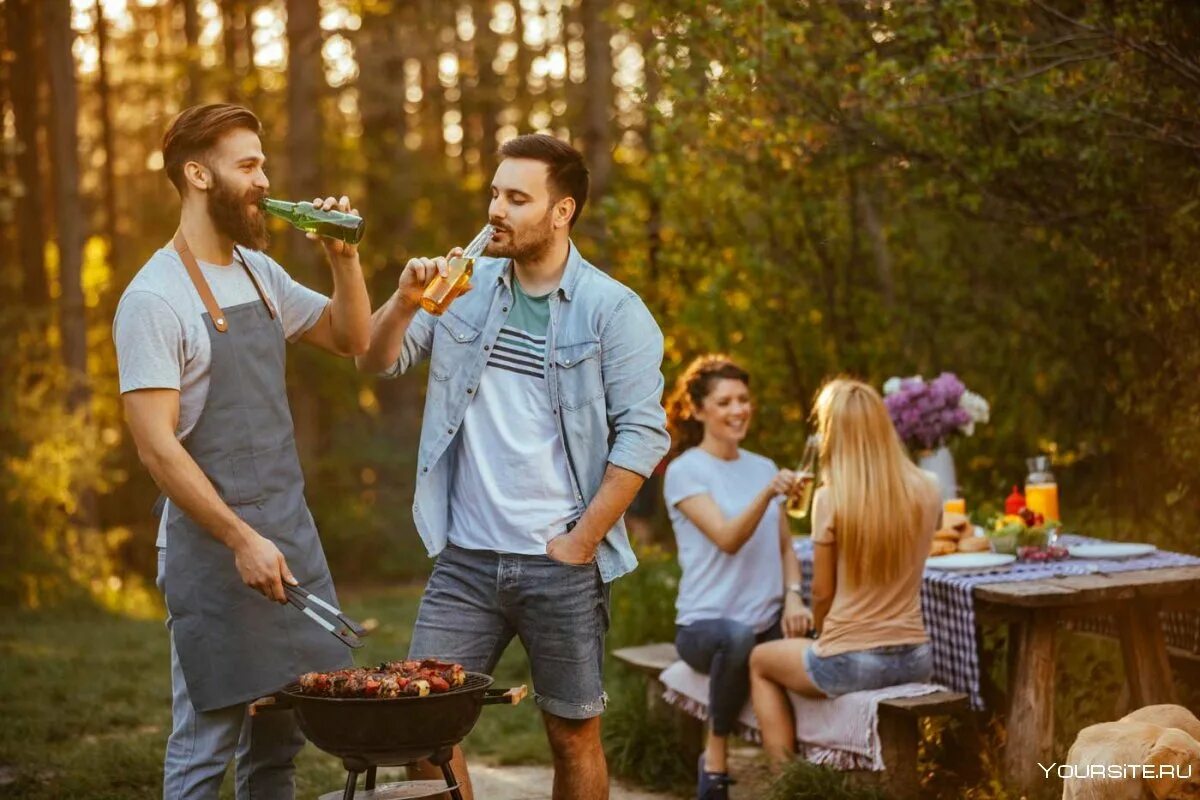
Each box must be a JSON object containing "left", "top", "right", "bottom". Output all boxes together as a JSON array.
[
  {"left": 408, "top": 544, "right": 610, "bottom": 719},
  {"left": 804, "top": 642, "right": 933, "bottom": 697}
]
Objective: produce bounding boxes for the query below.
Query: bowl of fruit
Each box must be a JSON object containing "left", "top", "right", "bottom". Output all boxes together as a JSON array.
[
  {"left": 989, "top": 507, "right": 1065, "bottom": 561},
  {"left": 988, "top": 519, "right": 1022, "bottom": 555}
]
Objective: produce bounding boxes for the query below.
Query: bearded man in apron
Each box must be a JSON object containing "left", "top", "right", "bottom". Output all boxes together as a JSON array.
[{"left": 113, "top": 104, "right": 371, "bottom": 799}]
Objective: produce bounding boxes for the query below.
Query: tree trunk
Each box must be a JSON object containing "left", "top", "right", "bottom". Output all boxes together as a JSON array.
[
  {"left": 458, "top": 2, "right": 482, "bottom": 171},
  {"left": 286, "top": 0, "right": 325, "bottom": 466},
  {"left": 286, "top": 0, "right": 323, "bottom": 280},
  {"left": 641, "top": 26, "right": 662, "bottom": 298},
  {"left": 475, "top": 0, "right": 501, "bottom": 177},
  {"left": 243, "top": 0, "right": 260, "bottom": 104},
  {"left": 45, "top": 0, "right": 88, "bottom": 408},
  {"left": 564, "top": 0, "right": 586, "bottom": 138},
  {"left": 511, "top": 0, "right": 532, "bottom": 131},
  {"left": 6, "top": 0, "right": 49, "bottom": 307},
  {"left": 222, "top": 0, "right": 243, "bottom": 102},
  {"left": 579, "top": 0, "right": 613, "bottom": 199},
  {"left": 857, "top": 175, "right": 896, "bottom": 309},
  {"left": 419, "top": 0, "right": 448, "bottom": 166},
  {"left": 358, "top": 2, "right": 415, "bottom": 259},
  {"left": 358, "top": 3, "right": 424, "bottom": 453},
  {"left": 95, "top": 0, "right": 121, "bottom": 272},
  {"left": 179, "top": 0, "right": 202, "bottom": 104}
]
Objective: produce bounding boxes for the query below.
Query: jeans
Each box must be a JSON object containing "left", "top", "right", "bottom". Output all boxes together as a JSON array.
[
  {"left": 804, "top": 642, "right": 933, "bottom": 697},
  {"left": 157, "top": 549, "right": 305, "bottom": 800},
  {"left": 674, "top": 617, "right": 782, "bottom": 736},
  {"left": 408, "top": 544, "right": 611, "bottom": 719}
]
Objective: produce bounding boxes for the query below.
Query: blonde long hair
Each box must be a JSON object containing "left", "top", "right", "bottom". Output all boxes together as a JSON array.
[{"left": 814, "top": 378, "right": 928, "bottom": 587}]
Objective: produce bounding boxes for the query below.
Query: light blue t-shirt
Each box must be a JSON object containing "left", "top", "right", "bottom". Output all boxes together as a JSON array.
[
  {"left": 448, "top": 277, "right": 578, "bottom": 553},
  {"left": 664, "top": 447, "right": 784, "bottom": 632}
]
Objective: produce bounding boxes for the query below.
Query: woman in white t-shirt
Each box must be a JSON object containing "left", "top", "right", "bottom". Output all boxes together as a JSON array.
[{"left": 663, "top": 354, "right": 813, "bottom": 800}]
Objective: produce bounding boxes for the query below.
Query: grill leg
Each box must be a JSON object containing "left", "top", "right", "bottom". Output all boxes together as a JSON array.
[
  {"left": 440, "top": 763, "right": 464, "bottom": 800},
  {"left": 364, "top": 766, "right": 377, "bottom": 791},
  {"left": 341, "top": 770, "right": 358, "bottom": 800}
]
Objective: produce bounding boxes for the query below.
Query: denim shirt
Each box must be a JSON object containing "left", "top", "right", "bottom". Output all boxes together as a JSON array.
[{"left": 384, "top": 242, "right": 670, "bottom": 582}]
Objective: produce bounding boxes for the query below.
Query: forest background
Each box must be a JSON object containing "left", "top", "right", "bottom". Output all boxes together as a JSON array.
[{"left": 1, "top": 0, "right": 1197, "bottom": 617}]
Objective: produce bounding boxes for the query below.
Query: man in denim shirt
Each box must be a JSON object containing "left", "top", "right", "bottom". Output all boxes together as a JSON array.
[{"left": 357, "top": 135, "right": 669, "bottom": 799}]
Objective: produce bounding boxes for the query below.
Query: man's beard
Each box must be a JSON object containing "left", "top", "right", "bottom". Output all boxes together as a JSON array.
[
  {"left": 485, "top": 208, "right": 554, "bottom": 262},
  {"left": 208, "top": 172, "right": 270, "bottom": 251}
]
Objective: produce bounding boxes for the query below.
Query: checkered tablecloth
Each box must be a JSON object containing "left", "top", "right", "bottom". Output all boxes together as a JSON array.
[{"left": 793, "top": 534, "right": 1200, "bottom": 711}]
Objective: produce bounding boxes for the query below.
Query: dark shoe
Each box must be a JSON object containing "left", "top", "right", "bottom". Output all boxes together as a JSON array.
[{"left": 697, "top": 753, "right": 735, "bottom": 800}]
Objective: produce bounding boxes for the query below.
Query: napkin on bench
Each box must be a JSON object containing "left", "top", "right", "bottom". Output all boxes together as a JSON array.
[{"left": 659, "top": 659, "right": 945, "bottom": 771}]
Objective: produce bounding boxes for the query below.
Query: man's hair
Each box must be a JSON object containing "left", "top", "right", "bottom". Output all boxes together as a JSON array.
[
  {"left": 498, "top": 134, "right": 589, "bottom": 227},
  {"left": 162, "top": 104, "right": 262, "bottom": 194}
]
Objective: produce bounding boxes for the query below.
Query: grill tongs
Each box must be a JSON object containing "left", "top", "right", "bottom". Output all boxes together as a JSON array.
[{"left": 284, "top": 583, "right": 368, "bottom": 649}]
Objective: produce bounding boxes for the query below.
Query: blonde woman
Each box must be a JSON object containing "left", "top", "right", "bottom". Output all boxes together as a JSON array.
[
  {"left": 749, "top": 378, "right": 941, "bottom": 764},
  {"left": 663, "top": 355, "right": 813, "bottom": 799}
]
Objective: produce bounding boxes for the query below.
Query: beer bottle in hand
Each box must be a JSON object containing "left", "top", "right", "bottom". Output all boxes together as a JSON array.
[
  {"left": 420, "top": 224, "right": 495, "bottom": 316},
  {"left": 786, "top": 434, "right": 821, "bottom": 520},
  {"left": 260, "top": 198, "right": 365, "bottom": 245}
]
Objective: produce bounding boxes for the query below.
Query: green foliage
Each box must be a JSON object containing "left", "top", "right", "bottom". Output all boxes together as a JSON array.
[
  {"left": 765, "top": 760, "right": 890, "bottom": 800},
  {"left": 608, "top": 544, "right": 682, "bottom": 651},
  {"left": 601, "top": 670, "right": 695, "bottom": 794},
  {"left": 610, "top": 0, "right": 1200, "bottom": 545},
  {"left": 602, "top": 546, "right": 693, "bottom": 792},
  {"left": 6, "top": 3, "right": 1200, "bottom": 792},
  {"left": 6, "top": 0, "right": 1198, "bottom": 612},
  {"left": 0, "top": 287, "right": 148, "bottom": 612}
]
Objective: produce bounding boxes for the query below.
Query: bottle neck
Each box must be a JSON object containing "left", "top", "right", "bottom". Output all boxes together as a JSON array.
[
  {"left": 260, "top": 198, "right": 295, "bottom": 214},
  {"left": 463, "top": 225, "right": 494, "bottom": 258}
]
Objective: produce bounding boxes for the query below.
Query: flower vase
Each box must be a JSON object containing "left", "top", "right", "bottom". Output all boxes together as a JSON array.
[{"left": 918, "top": 445, "right": 958, "bottom": 502}]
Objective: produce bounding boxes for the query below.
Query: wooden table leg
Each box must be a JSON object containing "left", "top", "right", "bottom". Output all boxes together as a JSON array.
[
  {"left": 1117, "top": 599, "right": 1178, "bottom": 707},
  {"left": 1004, "top": 611, "right": 1058, "bottom": 792}
]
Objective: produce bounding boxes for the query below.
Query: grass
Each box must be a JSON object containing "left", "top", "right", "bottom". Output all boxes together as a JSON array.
[
  {"left": 765, "top": 760, "right": 891, "bottom": 800},
  {"left": 0, "top": 585, "right": 550, "bottom": 799},
  {"left": 4, "top": 562, "right": 1195, "bottom": 799}
]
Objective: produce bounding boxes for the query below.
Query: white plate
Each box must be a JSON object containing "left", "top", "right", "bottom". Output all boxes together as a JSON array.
[
  {"left": 926, "top": 553, "right": 1016, "bottom": 571},
  {"left": 1067, "top": 543, "right": 1156, "bottom": 560}
]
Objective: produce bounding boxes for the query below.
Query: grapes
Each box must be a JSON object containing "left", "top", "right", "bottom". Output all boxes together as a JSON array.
[{"left": 1017, "top": 545, "right": 1068, "bottom": 563}]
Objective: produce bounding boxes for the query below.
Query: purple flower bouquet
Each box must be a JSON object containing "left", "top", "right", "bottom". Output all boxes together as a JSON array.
[{"left": 882, "top": 373, "right": 989, "bottom": 452}]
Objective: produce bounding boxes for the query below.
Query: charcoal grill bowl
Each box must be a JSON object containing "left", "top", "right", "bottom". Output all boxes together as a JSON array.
[{"left": 266, "top": 673, "right": 515, "bottom": 765}]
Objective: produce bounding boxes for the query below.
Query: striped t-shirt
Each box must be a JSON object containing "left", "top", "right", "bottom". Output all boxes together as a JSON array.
[{"left": 447, "top": 276, "right": 579, "bottom": 553}]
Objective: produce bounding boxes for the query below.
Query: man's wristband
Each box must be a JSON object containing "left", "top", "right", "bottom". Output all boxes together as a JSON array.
[{"left": 786, "top": 582, "right": 803, "bottom": 597}]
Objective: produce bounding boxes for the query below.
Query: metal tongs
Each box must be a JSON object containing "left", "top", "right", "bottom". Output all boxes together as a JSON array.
[{"left": 284, "top": 583, "right": 368, "bottom": 649}]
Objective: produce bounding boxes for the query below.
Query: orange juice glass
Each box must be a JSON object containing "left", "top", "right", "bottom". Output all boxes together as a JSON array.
[
  {"left": 943, "top": 498, "right": 966, "bottom": 515},
  {"left": 1025, "top": 483, "right": 1059, "bottom": 522}
]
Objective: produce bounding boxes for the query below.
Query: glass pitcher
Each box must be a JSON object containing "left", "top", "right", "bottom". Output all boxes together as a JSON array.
[{"left": 1025, "top": 455, "right": 1060, "bottom": 523}]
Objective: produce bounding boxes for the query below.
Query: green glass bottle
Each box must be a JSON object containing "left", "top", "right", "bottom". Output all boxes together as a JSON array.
[{"left": 260, "top": 198, "right": 365, "bottom": 244}]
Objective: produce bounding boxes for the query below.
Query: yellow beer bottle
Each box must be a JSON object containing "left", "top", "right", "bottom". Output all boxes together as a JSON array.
[{"left": 421, "top": 224, "right": 495, "bottom": 316}]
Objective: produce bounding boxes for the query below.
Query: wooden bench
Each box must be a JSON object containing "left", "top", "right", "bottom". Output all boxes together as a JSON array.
[{"left": 612, "top": 642, "right": 972, "bottom": 800}]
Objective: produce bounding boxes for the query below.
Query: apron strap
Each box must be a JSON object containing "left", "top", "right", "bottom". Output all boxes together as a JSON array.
[
  {"left": 172, "top": 232, "right": 279, "bottom": 331},
  {"left": 233, "top": 245, "right": 278, "bottom": 320},
  {"left": 173, "top": 230, "right": 229, "bottom": 333}
]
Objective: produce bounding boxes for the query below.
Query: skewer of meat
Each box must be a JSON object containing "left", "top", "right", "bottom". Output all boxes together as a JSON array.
[{"left": 298, "top": 662, "right": 452, "bottom": 697}]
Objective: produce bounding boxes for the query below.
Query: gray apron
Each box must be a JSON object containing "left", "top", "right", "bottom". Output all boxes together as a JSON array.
[{"left": 163, "top": 232, "right": 351, "bottom": 712}]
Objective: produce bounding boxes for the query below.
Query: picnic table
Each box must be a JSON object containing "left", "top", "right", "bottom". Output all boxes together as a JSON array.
[{"left": 793, "top": 534, "right": 1200, "bottom": 793}]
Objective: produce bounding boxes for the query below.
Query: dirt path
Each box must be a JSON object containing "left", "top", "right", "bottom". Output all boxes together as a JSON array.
[
  {"left": 353, "top": 763, "right": 682, "bottom": 799},
  {"left": 355, "top": 743, "right": 775, "bottom": 799},
  {"left": 470, "top": 764, "right": 680, "bottom": 799}
]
